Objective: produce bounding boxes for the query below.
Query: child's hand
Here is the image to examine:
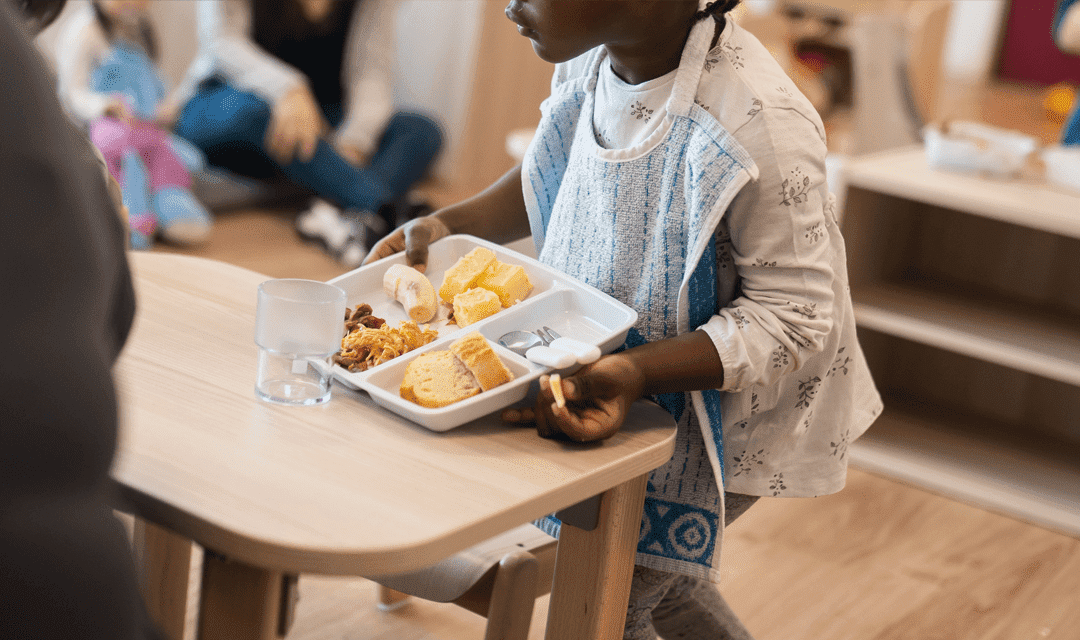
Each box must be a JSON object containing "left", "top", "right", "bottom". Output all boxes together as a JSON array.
[
  {"left": 104, "top": 98, "right": 132, "bottom": 123},
  {"left": 155, "top": 100, "right": 181, "bottom": 131},
  {"left": 364, "top": 214, "right": 451, "bottom": 272},
  {"left": 335, "top": 141, "right": 370, "bottom": 167},
  {"left": 502, "top": 354, "right": 645, "bottom": 442}
]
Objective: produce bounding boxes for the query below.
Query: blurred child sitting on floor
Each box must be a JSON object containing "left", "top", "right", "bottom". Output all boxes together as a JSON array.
[{"left": 57, "top": 0, "right": 212, "bottom": 249}]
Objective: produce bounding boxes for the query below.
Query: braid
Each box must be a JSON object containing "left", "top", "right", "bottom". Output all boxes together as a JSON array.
[{"left": 694, "top": 0, "right": 742, "bottom": 22}]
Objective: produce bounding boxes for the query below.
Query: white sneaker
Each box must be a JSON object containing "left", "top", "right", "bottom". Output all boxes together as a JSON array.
[{"left": 295, "top": 199, "right": 367, "bottom": 268}]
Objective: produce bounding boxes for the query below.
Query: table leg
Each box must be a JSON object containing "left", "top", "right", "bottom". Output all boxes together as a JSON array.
[
  {"left": 132, "top": 519, "right": 192, "bottom": 640},
  {"left": 197, "top": 551, "right": 284, "bottom": 640},
  {"left": 544, "top": 474, "right": 648, "bottom": 640}
]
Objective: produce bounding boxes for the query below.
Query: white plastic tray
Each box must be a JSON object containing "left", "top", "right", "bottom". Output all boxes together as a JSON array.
[{"left": 326, "top": 235, "right": 638, "bottom": 431}]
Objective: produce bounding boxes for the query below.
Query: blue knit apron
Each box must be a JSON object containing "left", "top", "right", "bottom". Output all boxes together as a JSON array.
[{"left": 523, "top": 13, "right": 757, "bottom": 580}]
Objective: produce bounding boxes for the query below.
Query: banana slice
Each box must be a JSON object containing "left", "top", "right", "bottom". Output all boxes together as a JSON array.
[{"left": 383, "top": 264, "right": 437, "bottom": 323}]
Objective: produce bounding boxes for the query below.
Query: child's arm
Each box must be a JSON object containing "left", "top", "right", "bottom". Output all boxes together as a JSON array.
[
  {"left": 55, "top": 6, "right": 116, "bottom": 123},
  {"left": 364, "top": 164, "right": 532, "bottom": 271},
  {"left": 696, "top": 115, "right": 836, "bottom": 394},
  {"left": 334, "top": 0, "right": 396, "bottom": 166}
]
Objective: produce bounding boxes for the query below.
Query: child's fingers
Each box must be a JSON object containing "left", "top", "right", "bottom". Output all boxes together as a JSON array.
[
  {"left": 298, "top": 131, "right": 318, "bottom": 163},
  {"left": 548, "top": 404, "right": 594, "bottom": 442},
  {"left": 560, "top": 377, "right": 579, "bottom": 401},
  {"left": 266, "top": 127, "right": 286, "bottom": 164},
  {"left": 500, "top": 406, "right": 535, "bottom": 424},
  {"left": 403, "top": 221, "right": 434, "bottom": 272}
]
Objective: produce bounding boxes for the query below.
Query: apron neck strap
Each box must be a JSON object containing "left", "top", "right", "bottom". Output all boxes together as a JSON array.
[
  {"left": 586, "top": 3, "right": 717, "bottom": 116},
  {"left": 668, "top": 9, "right": 716, "bottom": 117}
]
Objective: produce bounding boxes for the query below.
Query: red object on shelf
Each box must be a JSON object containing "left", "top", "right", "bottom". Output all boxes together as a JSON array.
[{"left": 997, "top": 0, "right": 1080, "bottom": 86}]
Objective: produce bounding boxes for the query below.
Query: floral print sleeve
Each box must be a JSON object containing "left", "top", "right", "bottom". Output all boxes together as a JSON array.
[{"left": 700, "top": 107, "right": 836, "bottom": 393}]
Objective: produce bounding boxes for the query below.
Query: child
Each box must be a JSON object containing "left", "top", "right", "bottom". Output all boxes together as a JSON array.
[
  {"left": 172, "top": 0, "right": 443, "bottom": 267},
  {"left": 57, "top": 0, "right": 213, "bottom": 250},
  {"left": 369, "top": 1, "right": 882, "bottom": 638}
]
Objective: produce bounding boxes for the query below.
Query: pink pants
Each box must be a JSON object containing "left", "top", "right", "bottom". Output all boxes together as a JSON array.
[{"left": 89, "top": 116, "right": 191, "bottom": 191}]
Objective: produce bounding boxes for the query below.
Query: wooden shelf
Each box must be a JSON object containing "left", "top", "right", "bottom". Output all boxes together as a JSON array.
[
  {"left": 841, "top": 145, "right": 1080, "bottom": 534},
  {"left": 853, "top": 283, "right": 1080, "bottom": 387},
  {"left": 850, "top": 406, "right": 1080, "bottom": 538},
  {"left": 843, "top": 147, "right": 1080, "bottom": 241}
]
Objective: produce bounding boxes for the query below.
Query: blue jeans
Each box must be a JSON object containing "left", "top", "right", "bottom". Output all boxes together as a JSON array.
[{"left": 176, "top": 79, "right": 443, "bottom": 211}]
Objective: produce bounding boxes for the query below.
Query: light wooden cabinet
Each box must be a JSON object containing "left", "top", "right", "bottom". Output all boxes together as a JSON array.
[{"left": 840, "top": 146, "right": 1080, "bottom": 537}]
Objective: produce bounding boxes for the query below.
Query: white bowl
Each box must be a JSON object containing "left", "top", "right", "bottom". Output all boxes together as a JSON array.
[{"left": 924, "top": 121, "right": 1038, "bottom": 177}]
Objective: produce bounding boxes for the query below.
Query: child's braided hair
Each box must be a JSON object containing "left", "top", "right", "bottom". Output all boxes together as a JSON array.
[
  {"left": 694, "top": 0, "right": 742, "bottom": 22},
  {"left": 13, "top": 0, "right": 67, "bottom": 30}
]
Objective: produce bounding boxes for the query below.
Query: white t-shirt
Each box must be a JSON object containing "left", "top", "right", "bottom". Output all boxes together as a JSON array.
[{"left": 593, "top": 61, "right": 675, "bottom": 150}]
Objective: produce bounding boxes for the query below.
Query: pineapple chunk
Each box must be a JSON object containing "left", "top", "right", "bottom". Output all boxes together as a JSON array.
[
  {"left": 475, "top": 261, "right": 534, "bottom": 307},
  {"left": 439, "top": 247, "right": 497, "bottom": 303},
  {"left": 453, "top": 288, "right": 501, "bottom": 327}
]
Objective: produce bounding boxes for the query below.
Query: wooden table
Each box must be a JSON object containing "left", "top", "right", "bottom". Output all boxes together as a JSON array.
[{"left": 112, "top": 253, "right": 676, "bottom": 640}]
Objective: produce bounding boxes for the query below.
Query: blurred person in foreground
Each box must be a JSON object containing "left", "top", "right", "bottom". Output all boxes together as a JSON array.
[{"left": 0, "top": 1, "right": 161, "bottom": 638}]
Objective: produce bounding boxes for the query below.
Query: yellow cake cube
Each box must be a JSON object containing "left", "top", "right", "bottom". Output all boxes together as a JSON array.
[
  {"left": 475, "top": 261, "right": 534, "bottom": 307},
  {"left": 439, "top": 247, "right": 497, "bottom": 303},
  {"left": 453, "top": 287, "right": 501, "bottom": 327}
]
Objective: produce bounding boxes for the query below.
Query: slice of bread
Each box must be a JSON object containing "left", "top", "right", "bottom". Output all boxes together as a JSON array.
[
  {"left": 449, "top": 332, "right": 514, "bottom": 392},
  {"left": 399, "top": 350, "right": 481, "bottom": 408},
  {"left": 439, "top": 247, "right": 497, "bottom": 303}
]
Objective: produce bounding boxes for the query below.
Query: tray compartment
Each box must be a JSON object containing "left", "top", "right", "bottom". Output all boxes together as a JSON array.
[
  {"left": 328, "top": 235, "right": 560, "bottom": 332},
  {"left": 359, "top": 341, "right": 537, "bottom": 431},
  {"left": 474, "top": 288, "right": 636, "bottom": 357}
]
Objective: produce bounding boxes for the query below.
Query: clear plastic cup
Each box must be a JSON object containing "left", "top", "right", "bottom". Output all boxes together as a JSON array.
[{"left": 254, "top": 279, "right": 347, "bottom": 406}]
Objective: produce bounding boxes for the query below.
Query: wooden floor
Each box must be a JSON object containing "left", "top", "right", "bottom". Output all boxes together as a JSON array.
[{"left": 145, "top": 201, "right": 1080, "bottom": 640}]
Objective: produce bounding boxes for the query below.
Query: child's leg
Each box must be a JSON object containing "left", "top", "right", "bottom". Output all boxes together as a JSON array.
[
  {"left": 89, "top": 118, "right": 127, "bottom": 182},
  {"left": 137, "top": 125, "right": 213, "bottom": 245},
  {"left": 175, "top": 81, "right": 393, "bottom": 212},
  {"left": 624, "top": 566, "right": 680, "bottom": 640},
  {"left": 624, "top": 493, "right": 760, "bottom": 640},
  {"left": 650, "top": 574, "right": 755, "bottom": 640},
  {"left": 120, "top": 148, "right": 156, "bottom": 250}
]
